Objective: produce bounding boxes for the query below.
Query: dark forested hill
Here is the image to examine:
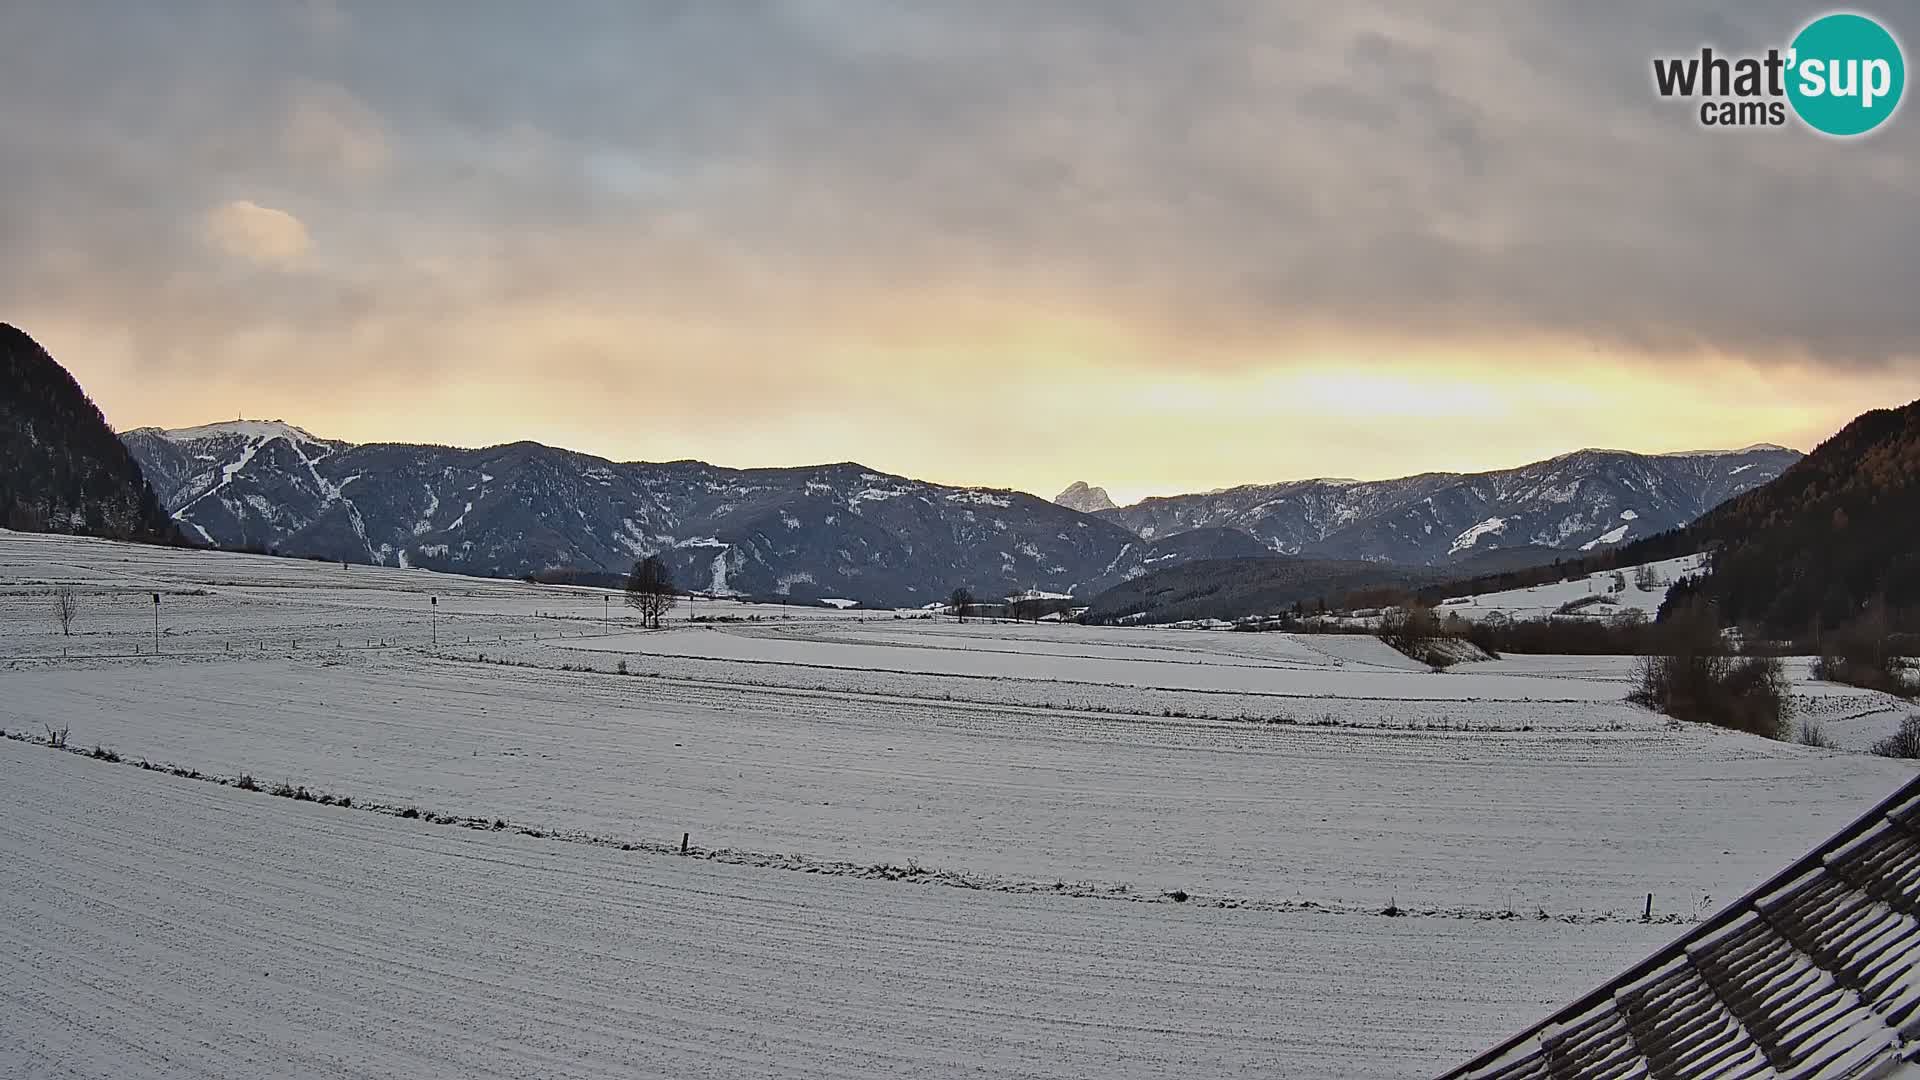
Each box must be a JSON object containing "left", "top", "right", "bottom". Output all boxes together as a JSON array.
[
  {"left": 1671, "top": 398, "right": 1920, "bottom": 636},
  {"left": 1080, "top": 556, "right": 1445, "bottom": 625},
  {"left": 0, "top": 324, "right": 176, "bottom": 541}
]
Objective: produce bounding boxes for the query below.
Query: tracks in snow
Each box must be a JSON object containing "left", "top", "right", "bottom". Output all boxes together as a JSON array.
[
  {"left": 1, "top": 731, "right": 1681, "bottom": 926},
  {"left": 0, "top": 740, "right": 1679, "bottom": 1079}
]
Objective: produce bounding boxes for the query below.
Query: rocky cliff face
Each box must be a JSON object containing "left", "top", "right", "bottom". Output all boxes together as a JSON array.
[{"left": 1053, "top": 481, "right": 1117, "bottom": 514}]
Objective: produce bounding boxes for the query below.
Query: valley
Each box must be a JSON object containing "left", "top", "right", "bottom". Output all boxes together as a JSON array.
[{"left": 4, "top": 530, "right": 1915, "bottom": 1078}]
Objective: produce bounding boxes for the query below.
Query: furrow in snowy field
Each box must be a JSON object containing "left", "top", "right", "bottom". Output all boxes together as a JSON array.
[{"left": 4, "top": 653, "right": 1908, "bottom": 915}]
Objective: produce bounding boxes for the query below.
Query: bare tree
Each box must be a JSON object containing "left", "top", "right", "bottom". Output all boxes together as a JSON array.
[
  {"left": 948, "top": 587, "right": 973, "bottom": 622},
  {"left": 54, "top": 588, "right": 77, "bottom": 637},
  {"left": 625, "top": 555, "right": 678, "bottom": 629},
  {"left": 1634, "top": 563, "right": 1661, "bottom": 591}
]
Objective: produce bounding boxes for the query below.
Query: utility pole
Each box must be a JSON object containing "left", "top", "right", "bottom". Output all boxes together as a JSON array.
[
  {"left": 603, "top": 594, "right": 610, "bottom": 636},
  {"left": 151, "top": 592, "right": 160, "bottom": 653},
  {"left": 430, "top": 595, "right": 437, "bottom": 648}
]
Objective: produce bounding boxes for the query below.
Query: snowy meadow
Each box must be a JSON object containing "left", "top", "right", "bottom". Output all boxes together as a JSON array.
[{"left": 2, "top": 530, "right": 1915, "bottom": 1079}]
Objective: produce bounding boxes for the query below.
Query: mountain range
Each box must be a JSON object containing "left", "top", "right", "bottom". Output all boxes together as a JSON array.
[
  {"left": 1075, "top": 445, "right": 1800, "bottom": 564},
  {"left": 120, "top": 420, "right": 1280, "bottom": 607},
  {"left": 119, "top": 415, "right": 1795, "bottom": 606}
]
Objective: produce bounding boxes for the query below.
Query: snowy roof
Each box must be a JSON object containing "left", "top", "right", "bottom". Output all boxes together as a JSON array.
[{"left": 1440, "top": 773, "right": 1920, "bottom": 1079}]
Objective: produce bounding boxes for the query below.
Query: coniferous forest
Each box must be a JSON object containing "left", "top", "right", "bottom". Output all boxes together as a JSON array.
[{"left": 0, "top": 323, "right": 177, "bottom": 542}]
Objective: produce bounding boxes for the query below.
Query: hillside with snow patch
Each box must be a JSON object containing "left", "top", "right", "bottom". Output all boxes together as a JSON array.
[{"left": 1098, "top": 446, "right": 1799, "bottom": 564}]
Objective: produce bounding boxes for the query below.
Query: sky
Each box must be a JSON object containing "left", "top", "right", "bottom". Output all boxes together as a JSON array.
[{"left": 2, "top": 2, "right": 1917, "bottom": 504}]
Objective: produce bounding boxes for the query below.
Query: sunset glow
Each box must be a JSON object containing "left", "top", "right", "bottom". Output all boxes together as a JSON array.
[{"left": 3, "top": 2, "right": 1915, "bottom": 501}]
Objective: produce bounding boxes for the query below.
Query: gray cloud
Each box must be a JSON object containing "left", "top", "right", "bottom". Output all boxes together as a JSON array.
[{"left": 2, "top": 0, "right": 1917, "bottom": 387}]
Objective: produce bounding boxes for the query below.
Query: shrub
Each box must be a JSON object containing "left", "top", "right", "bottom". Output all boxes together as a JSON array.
[
  {"left": 1630, "top": 652, "right": 1790, "bottom": 740},
  {"left": 1555, "top": 595, "right": 1617, "bottom": 615},
  {"left": 235, "top": 774, "right": 260, "bottom": 791},
  {"left": 398, "top": 806, "right": 420, "bottom": 819},
  {"left": 1872, "top": 716, "right": 1920, "bottom": 759},
  {"left": 1460, "top": 611, "right": 1659, "bottom": 656},
  {"left": 89, "top": 745, "right": 120, "bottom": 762},
  {"left": 1812, "top": 626, "right": 1915, "bottom": 698},
  {"left": 1796, "top": 718, "right": 1839, "bottom": 750}
]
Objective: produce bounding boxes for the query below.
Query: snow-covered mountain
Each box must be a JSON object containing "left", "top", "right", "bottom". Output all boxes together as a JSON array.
[
  {"left": 1096, "top": 446, "right": 1801, "bottom": 565},
  {"left": 119, "top": 422, "right": 1800, "bottom": 603},
  {"left": 1053, "top": 481, "right": 1117, "bottom": 514},
  {"left": 119, "top": 422, "right": 1230, "bottom": 606}
]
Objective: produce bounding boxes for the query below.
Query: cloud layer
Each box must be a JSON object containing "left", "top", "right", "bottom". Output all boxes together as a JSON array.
[
  {"left": 203, "top": 201, "right": 311, "bottom": 267},
  {"left": 1, "top": 2, "right": 1915, "bottom": 497}
]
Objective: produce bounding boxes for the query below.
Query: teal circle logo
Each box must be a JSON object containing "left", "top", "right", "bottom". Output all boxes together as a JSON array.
[{"left": 1787, "top": 13, "right": 1905, "bottom": 136}]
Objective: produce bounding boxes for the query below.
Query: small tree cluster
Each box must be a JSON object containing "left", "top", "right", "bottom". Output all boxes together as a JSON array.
[
  {"left": 948, "top": 587, "right": 973, "bottom": 622},
  {"left": 1379, "top": 604, "right": 1458, "bottom": 668},
  {"left": 1627, "top": 606, "right": 1790, "bottom": 739},
  {"left": 1812, "top": 607, "right": 1915, "bottom": 698}
]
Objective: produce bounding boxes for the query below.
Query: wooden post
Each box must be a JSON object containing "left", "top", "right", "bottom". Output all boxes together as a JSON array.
[
  {"left": 681, "top": 832, "right": 689, "bottom": 855},
  {"left": 1644, "top": 893, "right": 1653, "bottom": 921}
]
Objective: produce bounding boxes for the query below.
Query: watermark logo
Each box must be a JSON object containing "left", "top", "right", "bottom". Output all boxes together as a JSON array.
[{"left": 1653, "top": 11, "right": 1904, "bottom": 136}]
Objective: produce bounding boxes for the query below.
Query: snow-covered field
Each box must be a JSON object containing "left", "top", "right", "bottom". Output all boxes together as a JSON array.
[
  {"left": 1437, "top": 553, "right": 1708, "bottom": 623},
  {"left": 0, "top": 741, "right": 1679, "bottom": 1080},
  {"left": 3, "top": 531, "right": 1917, "bottom": 1078},
  {"left": 0, "top": 529, "right": 882, "bottom": 660}
]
